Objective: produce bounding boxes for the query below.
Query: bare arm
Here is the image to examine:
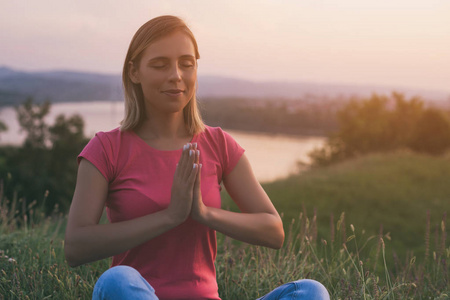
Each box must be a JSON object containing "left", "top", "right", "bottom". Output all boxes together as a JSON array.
[
  {"left": 64, "top": 144, "right": 199, "bottom": 267},
  {"left": 191, "top": 153, "right": 284, "bottom": 249}
]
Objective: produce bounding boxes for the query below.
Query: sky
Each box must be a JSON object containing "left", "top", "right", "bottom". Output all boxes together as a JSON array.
[{"left": 1, "top": 0, "right": 449, "bottom": 92}]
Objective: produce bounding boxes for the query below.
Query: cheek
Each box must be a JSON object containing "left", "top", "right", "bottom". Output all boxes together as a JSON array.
[
  {"left": 185, "top": 72, "right": 197, "bottom": 90},
  {"left": 186, "top": 77, "right": 197, "bottom": 99}
]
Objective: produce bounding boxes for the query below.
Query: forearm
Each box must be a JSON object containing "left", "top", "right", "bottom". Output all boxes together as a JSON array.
[
  {"left": 65, "top": 208, "right": 180, "bottom": 267},
  {"left": 199, "top": 207, "right": 284, "bottom": 249}
]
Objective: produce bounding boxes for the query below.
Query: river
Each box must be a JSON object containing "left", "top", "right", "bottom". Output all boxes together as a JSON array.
[{"left": 0, "top": 101, "right": 326, "bottom": 183}]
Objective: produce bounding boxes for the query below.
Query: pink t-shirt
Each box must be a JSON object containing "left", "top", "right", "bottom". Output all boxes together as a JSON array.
[{"left": 78, "top": 125, "right": 245, "bottom": 300}]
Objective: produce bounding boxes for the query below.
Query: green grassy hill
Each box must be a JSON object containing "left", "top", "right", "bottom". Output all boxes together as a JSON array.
[
  {"left": 223, "top": 151, "right": 450, "bottom": 258},
  {"left": 2, "top": 151, "right": 449, "bottom": 298}
]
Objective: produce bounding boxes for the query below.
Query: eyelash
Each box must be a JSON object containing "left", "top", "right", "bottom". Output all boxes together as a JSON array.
[{"left": 151, "top": 63, "right": 194, "bottom": 69}]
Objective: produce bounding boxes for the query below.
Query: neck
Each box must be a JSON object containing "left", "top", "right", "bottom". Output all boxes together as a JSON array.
[{"left": 137, "top": 110, "right": 189, "bottom": 140}]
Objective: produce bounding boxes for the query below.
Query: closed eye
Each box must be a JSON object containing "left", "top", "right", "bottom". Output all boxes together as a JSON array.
[
  {"left": 151, "top": 65, "right": 166, "bottom": 69},
  {"left": 181, "top": 63, "right": 194, "bottom": 68}
]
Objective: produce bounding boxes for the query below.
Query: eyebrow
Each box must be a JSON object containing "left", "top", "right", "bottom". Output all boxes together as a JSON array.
[{"left": 148, "top": 55, "right": 196, "bottom": 62}]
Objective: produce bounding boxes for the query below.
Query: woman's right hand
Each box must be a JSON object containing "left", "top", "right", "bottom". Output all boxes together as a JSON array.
[{"left": 167, "top": 143, "right": 199, "bottom": 223}]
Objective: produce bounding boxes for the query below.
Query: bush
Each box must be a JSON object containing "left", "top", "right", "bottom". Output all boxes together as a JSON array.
[{"left": 310, "top": 92, "right": 450, "bottom": 166}]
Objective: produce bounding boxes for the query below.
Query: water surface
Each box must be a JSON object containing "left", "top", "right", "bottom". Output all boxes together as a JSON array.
[{"left": 0, "top": 101, "right": 325, "bottom": 183}]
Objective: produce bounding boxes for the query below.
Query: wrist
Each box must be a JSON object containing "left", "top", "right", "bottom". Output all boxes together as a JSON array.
[
  {"left": 165, "top": 207, "right": 188, "bottom": 226},
  {"left": 193, "top": 205, "right": 212, "bottom": 225}
]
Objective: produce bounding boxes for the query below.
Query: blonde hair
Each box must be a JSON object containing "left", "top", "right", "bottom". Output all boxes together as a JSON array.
[{"left": 120, "top": 15, "right": 205, "bottom": 135}]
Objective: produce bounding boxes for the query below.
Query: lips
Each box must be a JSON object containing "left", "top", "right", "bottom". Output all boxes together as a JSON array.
[{"left": 162, "top": 89, "right": 184, "bottom": 94}]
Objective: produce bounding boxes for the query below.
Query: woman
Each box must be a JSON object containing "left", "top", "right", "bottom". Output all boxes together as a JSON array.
[{"left": 64, "top": 15, "right": 330, "bottom": 300}]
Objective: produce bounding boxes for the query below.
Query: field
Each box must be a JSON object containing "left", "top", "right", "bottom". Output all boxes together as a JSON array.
[{"left": 1, "top": 152, "right": 449, "bottom": 299}]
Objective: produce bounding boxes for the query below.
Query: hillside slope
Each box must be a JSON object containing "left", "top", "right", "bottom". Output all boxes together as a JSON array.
[{"left": 222, "top": 151, "right": 450, "bottom": 256}]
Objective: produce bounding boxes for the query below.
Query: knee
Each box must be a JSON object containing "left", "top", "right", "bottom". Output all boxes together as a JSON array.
[
  {"left": 293, "top": 279, "right": 330, "bottom": 300},
  {"left": 93, "top": 265, "right": 155, "bottom": 299}
]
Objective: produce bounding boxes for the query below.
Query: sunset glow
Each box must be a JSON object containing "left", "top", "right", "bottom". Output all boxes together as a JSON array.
[{"left": 1, "top": 0, "right": 449, "bottom": 92}]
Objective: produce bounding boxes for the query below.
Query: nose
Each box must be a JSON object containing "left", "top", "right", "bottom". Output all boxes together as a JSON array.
[{"left": 168, "top": 64, "right": 182, "bottom": 82}]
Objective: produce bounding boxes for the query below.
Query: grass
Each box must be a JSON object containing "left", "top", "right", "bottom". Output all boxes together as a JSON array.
[
  {"left": 224, "top": 150, "right": 450, "bottom": 260},
  {"left": 1, "top": 151, "right": 449, "bottom": 299}
]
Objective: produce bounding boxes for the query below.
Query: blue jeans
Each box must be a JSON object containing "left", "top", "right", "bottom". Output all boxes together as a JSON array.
[{"left": 92, "top": 265, "right": 330, "bottom": 300}]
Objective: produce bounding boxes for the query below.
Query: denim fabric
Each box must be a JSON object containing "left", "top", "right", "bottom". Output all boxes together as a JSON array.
[
  {"left": 92, "top": 266, "right": 330, "bottom": 300},
  {"left": 256, "top": 279, "right": 330, "bottom": 300},
  {"left": 92, "top": 266, "right": 159, "bottom": 300}
]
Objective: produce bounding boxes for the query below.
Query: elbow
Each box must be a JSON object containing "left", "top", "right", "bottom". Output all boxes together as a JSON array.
[
  {"left": 64, "top": 244, "right": 79, "bottom": 268},
  {"left": 273, "top": 224, "right": 285, "bottom": 249},
  {"left": 265, "top": 218, "right": 285, "bottom": 249},
  {"left": 64, "top": 237, "right": 83, "bottom": 268}
]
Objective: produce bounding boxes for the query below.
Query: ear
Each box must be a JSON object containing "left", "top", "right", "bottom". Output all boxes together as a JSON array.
[{"left": 128, "top": 61, "right": 140, "bottom": 84}]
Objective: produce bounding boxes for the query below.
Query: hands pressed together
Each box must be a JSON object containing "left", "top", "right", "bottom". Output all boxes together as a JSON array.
[{"left": 168, "top": 142, "right": 208, "bottom": 224}]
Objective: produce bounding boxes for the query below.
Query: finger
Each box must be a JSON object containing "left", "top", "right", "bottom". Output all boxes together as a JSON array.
[
  {"left": 184, "top": 148, "right": 196, "bottom": 179},
  {"left": 178, "top": 143, "right": 191, "bottom": 178},
  {"left": 194, "top": 163, "right": 202, "bottom": 192},
  {"left": 191, "top": 149, "right": 200, "bottom": 179},
  {"left": 188, "top": 163, "right": 199, "bottom": 185}
]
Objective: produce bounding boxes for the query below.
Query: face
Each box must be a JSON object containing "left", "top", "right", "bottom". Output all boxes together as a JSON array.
[{"left": 129, "top": 31, "right": 197, "bottom": 115}]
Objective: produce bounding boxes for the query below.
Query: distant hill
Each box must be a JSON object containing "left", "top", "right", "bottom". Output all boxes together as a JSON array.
[
  {"left": 0, "top": 66, "right": 448, "bottom": 106},
  {"left": 0, "top": 66, "right": 121, "bottom": 106}
]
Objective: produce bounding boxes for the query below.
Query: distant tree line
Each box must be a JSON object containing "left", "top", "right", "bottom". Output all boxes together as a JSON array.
[
  {"left": 0, "top": 98, "right": 89, "bottom": 215},
  {"left": 310, "top": 92, "right": 450, "bottom": 166},
  {"left": 199, "top": 97, "right": 342, "bottom": 136}
]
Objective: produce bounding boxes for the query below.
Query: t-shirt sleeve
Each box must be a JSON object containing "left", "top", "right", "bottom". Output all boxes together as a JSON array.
[
  {"left": 221, "top": 129, "right": 245, "bottom": 177},
  {"left": 77, "top": 132, "right": 115, "bottom": 182}
]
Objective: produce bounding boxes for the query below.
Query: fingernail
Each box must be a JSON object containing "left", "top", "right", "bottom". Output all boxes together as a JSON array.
[
  {"left": 193, "top": 163, "right": 197, "bottom": 169},
  {"left": 190, "top": 150, "right": 193, "bottom": 156},
  {"left": 193, "top": 143, "right": 197, "bottom": 149},
  {"left": 200, "top": 164, "right": 202, "bottom": 168},
  {"left": 183, "top": 144, "right": 187, "bottom": 151},
  {"left": 197, "top": 150, "right": 200, "bottom": 156}
]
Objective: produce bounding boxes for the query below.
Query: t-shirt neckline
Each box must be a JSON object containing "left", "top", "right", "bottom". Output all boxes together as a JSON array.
[{"left": 128, "top": 129, "right": 199, "bottom": 154}]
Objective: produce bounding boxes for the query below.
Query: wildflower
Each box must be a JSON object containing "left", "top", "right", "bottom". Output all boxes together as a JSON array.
[
  {"left": 350, "top": 224, "right": 355, "bottom": 232},
  {"left": 8, "top": 257, "right": 16, "bottom": 263}
]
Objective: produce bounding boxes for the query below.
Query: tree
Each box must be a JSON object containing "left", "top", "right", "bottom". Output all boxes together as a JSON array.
[
  {"left": 1, "top": 98, "right": 89, "bottom": 215},
  {"left": 15, "top": 97, "right": 51, "bottom": 148},
  {"left": 389, "top": 92, "right": 424, "bottom": 148},
  {"left": 408, "top": 108, "right": 450, "bottom": 155},
  {"left": 308, "top": 92, "right": 441, "bottom": 167},
  {"left": 47, "top": 114, "right": 89, "bottom": 211},
  {"left": 337, "top": 93, "right": 393, "bottom": 157},
  {"left": 49, "top": 114, "right": 87, "bottom": 151},
  {"left": 0, "top": 119, "right": 7, "bottom": 140}
]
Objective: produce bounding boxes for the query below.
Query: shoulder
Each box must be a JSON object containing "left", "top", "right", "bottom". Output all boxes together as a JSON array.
[
  {"left": 79, "top": 127, "right": 124, "bottom": 163},
  {"left": 94, "top": 127, "right": 122, "bottom": 143},
  {"left": 200, "top": 125, "right": 235, "bottom": 143},
  {"left": 78, "top": 128, "right": 125, "bottom": 181},
  {"left": 90, "top": 127, "right": 136, "bottom": 150}
]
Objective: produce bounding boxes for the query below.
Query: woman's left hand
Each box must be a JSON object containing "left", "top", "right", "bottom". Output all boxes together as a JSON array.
[{"left": 191, "top": 151, "right": 208, "bottom": 222}]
